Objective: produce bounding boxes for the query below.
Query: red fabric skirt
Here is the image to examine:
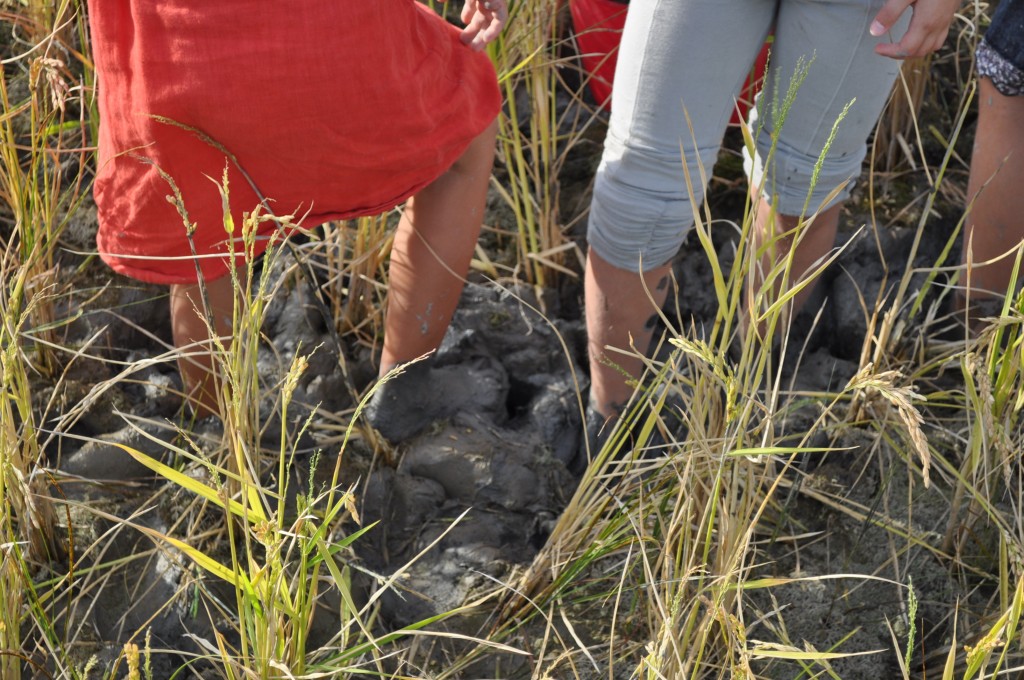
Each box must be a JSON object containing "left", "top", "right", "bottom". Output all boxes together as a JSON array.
[{"left": 88, "top": 1, "right": 501, "bottom": 284}]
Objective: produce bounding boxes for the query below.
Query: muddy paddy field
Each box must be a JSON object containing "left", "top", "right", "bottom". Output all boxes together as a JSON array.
[{"left": 6, "top": 11, "right": 1024, "bottom": 679}]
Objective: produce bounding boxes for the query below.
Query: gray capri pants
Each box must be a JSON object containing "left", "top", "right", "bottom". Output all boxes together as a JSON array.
[{"left": 589, "top": 0, "right": 910, "bottom": 272}]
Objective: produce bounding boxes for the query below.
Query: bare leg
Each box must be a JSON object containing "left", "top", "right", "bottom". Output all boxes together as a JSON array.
[
  {"left": 584, "top": 249, "right": 673, "bottom": 419},
  {"left": 747, "top": 198, "right": 841, "bottom": 337},
  {"left": 170, "top": 273, "right": 237, "bottom": 419},
  {"left": 961, "top": 78, "right": 1024, "bottom": 307},
  {"left": 380, "top": 120, "right": 498, "bottom": 371},
  {"left": 171, "top": 120, "right": 496, "bottom": 430},
  {"left": 364, "top": 121, "right": 497, "bottom": 442}
]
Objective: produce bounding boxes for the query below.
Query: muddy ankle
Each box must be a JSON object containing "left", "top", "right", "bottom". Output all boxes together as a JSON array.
[
  {"left": 571, "top": 384, "right": 691, "bottom": 479},
  {"left": 949, "top": 292, "right": 1008, "bottom": 338},
  {"left": 569, "top": 404, "right": 613, "bottom": 477}
]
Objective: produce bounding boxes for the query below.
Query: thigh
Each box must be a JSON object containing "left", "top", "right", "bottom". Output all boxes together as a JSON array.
[
  {"left": 764, "top": 0, "right": 907, "bottom": 158},
  {"left": 609, "top": 0, "right": 777, "bottom": 158}
]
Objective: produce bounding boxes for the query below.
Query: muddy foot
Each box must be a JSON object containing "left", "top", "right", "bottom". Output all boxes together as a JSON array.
[{"left": 364, "top": 356, "right": 508, "bottom": 443}]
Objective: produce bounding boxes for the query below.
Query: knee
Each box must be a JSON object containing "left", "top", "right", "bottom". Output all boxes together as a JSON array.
[
  {"left": 588, "top": 170, "right": 691, "bottom": 272},
  {"left": 746, "top": 136, "right": 865, "bottom": 216},
  {"left": 451, "top": 118, "right": 498, "bottom": 176}
]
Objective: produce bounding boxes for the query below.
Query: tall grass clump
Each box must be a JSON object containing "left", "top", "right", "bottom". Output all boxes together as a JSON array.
[
  {"left": 107, "top": 167, "right": 496, "bottom": 676},
  {"left": 317, "top": 214, "right": 394, "bottom": 350},
  {"left": 624, "top": 73, "right": 876, "bottom": 676},
  {"left": 940, "top": 293, "right": 1024, "bottom": 678},
  {"left": 1, "top": 3, "right": 91, "bottom": 677},
  {"left": 821, "top": 3, "right": 1024, "bottom": 671},
  {"left": 98, "top": 173, "right": 358, "bottom": 675},
  {"left": 1, "top": 2, "right": 90, "bottom": 373},
  {"left": 489, "top": 1, "right": 593, "bottom": 290}
]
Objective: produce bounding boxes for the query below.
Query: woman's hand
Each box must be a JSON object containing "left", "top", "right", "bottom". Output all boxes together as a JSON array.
[
  {"left": 870, "top": 0, "right": 958, "bottom": 59},
  {"left": 458, "top": 0, "right": 508, "bottom": 51}
]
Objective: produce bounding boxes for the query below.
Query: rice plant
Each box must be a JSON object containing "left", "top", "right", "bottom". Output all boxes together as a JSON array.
[
  {"left": 488, "top": 0, "right": 594, "bottom": 291},
  {"left": 1, "top": 3, "right": 91, "bottom": 677},
  {"left": 317, "top": 214, "right": 394, "bottom": 350}
]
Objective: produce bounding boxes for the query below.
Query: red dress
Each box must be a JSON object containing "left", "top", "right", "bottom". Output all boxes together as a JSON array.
[{"left": 88, "top": 1, "right": 501, "bottom": 284}]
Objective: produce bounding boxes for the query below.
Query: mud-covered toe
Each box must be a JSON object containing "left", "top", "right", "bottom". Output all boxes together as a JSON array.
[{"left": 364, "top": 360, "right": 434, "bottom": 443}]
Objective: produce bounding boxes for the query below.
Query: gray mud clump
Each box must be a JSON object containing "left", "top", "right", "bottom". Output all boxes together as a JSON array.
[
  {"left": 360, "top": 283, "right": 585, "bottom": 627},
  {"left": 47, "top": 275, "right": 588, "bottom": 671}
]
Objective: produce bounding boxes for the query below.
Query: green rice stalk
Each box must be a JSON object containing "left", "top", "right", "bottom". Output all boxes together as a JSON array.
[
  {"left": 135, "top": 169, "right": 495, "bottom": 676},
  {"left": 960, "top": 572, "right": 1024, "bottom": 679},
  {"left": 0, "top": 3, "right": 90, "bottom": 375}
]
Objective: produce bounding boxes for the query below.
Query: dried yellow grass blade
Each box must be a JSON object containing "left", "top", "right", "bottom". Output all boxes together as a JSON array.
[
  {"left": 133, "top": 521, "right": 244, "bottom": 590},
  {"left": 750, "top": 646, "right": 883, "bottom": 661}
]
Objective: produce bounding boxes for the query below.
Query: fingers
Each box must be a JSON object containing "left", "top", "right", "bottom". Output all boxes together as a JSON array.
[
  {"left": 869, "top": 0, "right": 912, "bottom": 40},
  {"left": 871, "top": 0, "right": 956, "bottom": 60},
  {"left": 460, "top": 0, "right": 507, "bottom": 52}
]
